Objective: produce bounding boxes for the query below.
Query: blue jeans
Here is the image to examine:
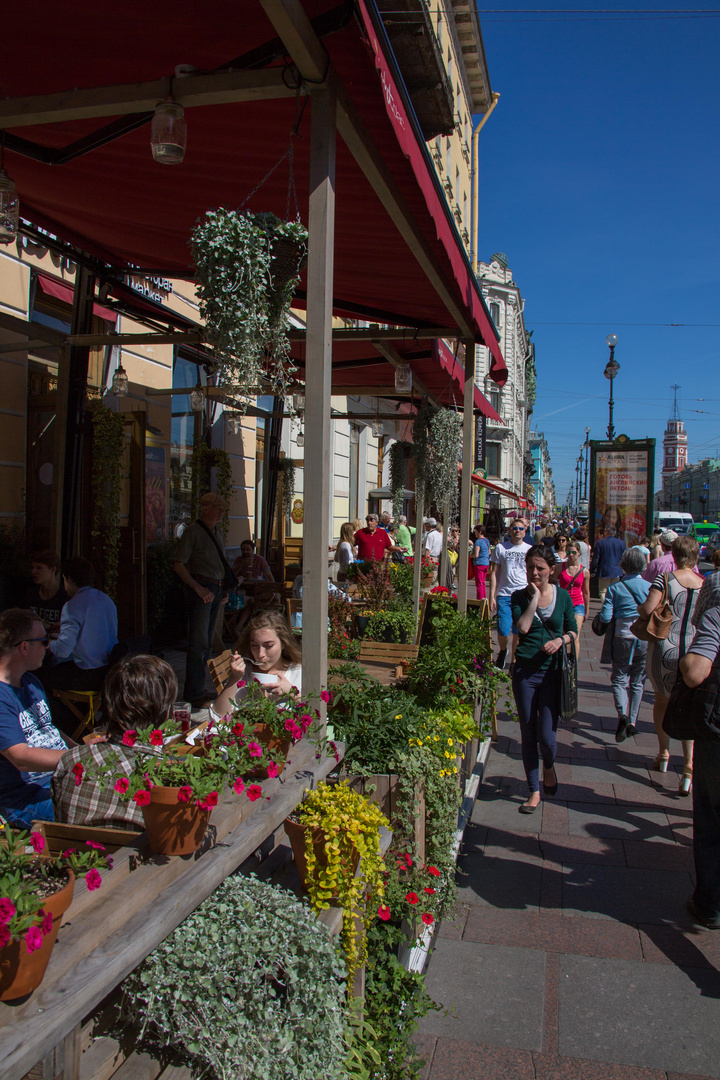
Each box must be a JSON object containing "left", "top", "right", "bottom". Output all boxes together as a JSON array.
[
  {"left": 512, "top": 665, "right": 560, "bottom": 793},
  {"left": 183, "top": 583, "right": 223, "bottom": 701},
  {"left": 610, "top": 636, "right": 647, "bottom": 725},
  {"left": 0, "top": 782, "right": 55, "bottom": 830},
  {"left": 692, "top": 741, "right": 720, "bottom": 922}
]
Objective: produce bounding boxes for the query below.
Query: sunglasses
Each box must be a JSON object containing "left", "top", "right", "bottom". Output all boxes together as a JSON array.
[
  {"left": 510, "top": 526, "right": 526, "bottom": 532},
  {"left": 16, "top": 636, "right": 50, "bottom": 647}
]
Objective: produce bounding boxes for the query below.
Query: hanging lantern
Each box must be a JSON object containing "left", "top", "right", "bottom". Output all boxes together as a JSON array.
[
  {"left": 111, "top": 363, "right": 129, "bottom": 397},
  {"left": 0, "top": 169, "right": 20, "bottom": 245},
  {"left": 226, "top": 414, "right": 241, "bottom": 436},
  {"left": 190, "top": 383, "right": 204, "bottom": 412},
  {"left": 151, "top": 101, "right": 187, "bottom": 164},
  {"left": 292, "top": 393, "right": 305, "bottom": 412},
  {"left": 394, "top": 363, "right": 412, "bottom": 393},
  {"left": 296, "top": 429, "right": 305, "bottom": 448},
  {"left": 371, "top": 419, "right": 384, "bottom": 439}
]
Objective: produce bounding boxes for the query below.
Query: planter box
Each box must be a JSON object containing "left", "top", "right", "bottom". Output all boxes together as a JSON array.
[{"left": 345, "top": 773, "right": 425, "bottom": 862}]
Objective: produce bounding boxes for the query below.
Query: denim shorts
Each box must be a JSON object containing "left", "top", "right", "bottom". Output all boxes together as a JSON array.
[
  {"left": 496, "top": 595, "right": 517, "bottom": 638},
  {"left": 574, "top": 604, "right": 586, "bottom": 617}
]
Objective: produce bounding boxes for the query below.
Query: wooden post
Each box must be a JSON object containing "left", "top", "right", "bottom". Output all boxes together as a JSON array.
[
  {"left": 60, "top": 265, "right": 96, "bottom": 557},
  {"left": 303, "top": 87, "right": 336, "bottom": 712},
  {"left": 411, "top": 487, "right": 425, "bottom": 626},
  {"left": 438, "top": 493, "right": 450, "bottom": 591},
  {"left": 457, "top": 341, "right": 475, "bottom": 614}
]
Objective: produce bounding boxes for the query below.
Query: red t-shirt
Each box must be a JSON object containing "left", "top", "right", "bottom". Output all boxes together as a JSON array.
[{"left": 354, "top": 528, "right": 392, "bottom": 562}]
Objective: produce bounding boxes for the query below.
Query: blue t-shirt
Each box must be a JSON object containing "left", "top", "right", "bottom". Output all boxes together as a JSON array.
[
  {"left": 0, "top": 673, "right": 66, "bottom": 799},
  {"left": 472, "top": 537, "right": 491, "bottom": 567}
]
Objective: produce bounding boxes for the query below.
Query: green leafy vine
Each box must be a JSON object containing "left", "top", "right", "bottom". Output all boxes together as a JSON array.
[
  {"left": 88, "top": 399, "right": 125, "bottom": 599},
  {"left": 189, "top": 441, "right": 233, "bottom": 532},
  {"left": 388, "top": 440, "right": 413, "bottom": 522}
]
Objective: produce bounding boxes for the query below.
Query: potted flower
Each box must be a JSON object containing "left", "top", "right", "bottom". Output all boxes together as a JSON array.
[
  {"left": 0, "top": 826, "right": 110, "bottom": 1000},
  {"left": 404, "top": 554, "right": 436, "bottom": 589},
  {"left": 217, "top": 682, "right": 319, "bottom": 780},
  {"left": 285, "top": 781, "right": 389, "bottom": 991}
]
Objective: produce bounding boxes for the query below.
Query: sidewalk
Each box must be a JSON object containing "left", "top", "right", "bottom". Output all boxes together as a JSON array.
[{"left": 417, "top": 597, "right": 720, "bottom": 1080}]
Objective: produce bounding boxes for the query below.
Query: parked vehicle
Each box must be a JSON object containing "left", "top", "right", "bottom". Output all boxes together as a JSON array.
[
  {"left": 690, "top": 522, "right": 720, "bottom": 560},
  {"left": 653, "top": 511, "right": 694, "bottom": 533}
]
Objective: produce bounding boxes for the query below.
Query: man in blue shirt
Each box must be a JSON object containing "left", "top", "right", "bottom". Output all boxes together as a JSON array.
[
  {"left": 0, "top": 608, "right": 69, "bottom": 828},
  {"left": 37, "top": 557, "right": 118, "bottom": 734},
  {"left": 591, "top": 533, "right": 626, "bottom": 601}
]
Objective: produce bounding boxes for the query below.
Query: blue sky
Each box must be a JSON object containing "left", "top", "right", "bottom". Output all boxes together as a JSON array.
[{"left": 474, "top": 3, "right": 720, "bottom": 504}]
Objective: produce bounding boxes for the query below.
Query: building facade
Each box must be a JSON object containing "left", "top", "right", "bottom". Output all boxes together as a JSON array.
[
  {"left": 659, "top": 458, "right": 720, "bottom": 522},
  {"left": 528, "top": 429, "right": 554, "bottom": 513}
]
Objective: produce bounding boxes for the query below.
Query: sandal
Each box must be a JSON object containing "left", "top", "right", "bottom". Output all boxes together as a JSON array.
[
  {"left": 679, "top": 768, "right": 693, "bottom": 796},
  {"left": 652, "top": 753, "right": 670, "bottom": 773}
]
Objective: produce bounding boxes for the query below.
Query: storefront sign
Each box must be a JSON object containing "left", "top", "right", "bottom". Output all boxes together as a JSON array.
[
  {"left": 589, "top": 436, "right": 655, "bottom": 547},
  {"left": 128, "top": 275, "right": 174, "bottom": 304},
  {"left": 474, "top": 415, "right": 486, "bottom": 471}
]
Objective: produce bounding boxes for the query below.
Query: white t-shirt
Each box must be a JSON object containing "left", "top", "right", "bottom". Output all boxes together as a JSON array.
[
  {"left": 425, "top": 530, "right": 443, "bottom": 558},
  {"left": 491, "top": 541, "right": 532, "bottom": 597}
]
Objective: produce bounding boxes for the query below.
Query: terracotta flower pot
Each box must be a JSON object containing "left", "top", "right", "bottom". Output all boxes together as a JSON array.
[
  {"left": 247, "top": 722, "right": 292, "bottom": 780},
  {"left": 141, "top": 786, "right": 211, "bottom": 856},
  {"left": 0, "top": 870, "right": 75, "bottom": 1002},
  {"left": 284, "top": 817, "right": 359, "bottom": 894}
]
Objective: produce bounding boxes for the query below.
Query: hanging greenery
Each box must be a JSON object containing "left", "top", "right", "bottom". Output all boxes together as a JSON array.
[
  {"left": 411, "top": 403, "right": 434, "bottom": 507},
  {"left": 388, "top": 440, "right": 413, "bottom": 522},
  {"left": 191, "top": 209, "right": 307, "bottom": 407},
  {"left": 88, "top": 400, "right": 125, "bottom": 599},
  {"left": 277, "top": 458, "right": 296, "bottom": 521},
  {"left": 411, "top": 405, "right": 462, "bottom": 523},
  {"left": 189, "top": 441, "right": 233, "bottom": 533}
]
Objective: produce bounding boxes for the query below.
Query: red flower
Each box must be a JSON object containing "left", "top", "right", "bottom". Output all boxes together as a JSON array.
[
  {"left": 426, "top": 865, "right": 440, "bottom": 877},
  {"left": 236, "top": 679, "right": 247, "bottom": 689},
  {"left": 0, "top": 898, "right": 16, "bottom": 923},
  {"left": 246, "top": 784, "right": 263, "bottom": 801},
  {"left": 25, "top": 926, "right": 43, "bottom": 953},
  {"left": 266, "top": 761, "right": 279, "bottom": 778},
  {"left": 405, "top": 853, "right": 413, "bottom": 867},
  {"left": 85, "top": 868, "right": 102, "bottom": 891},
  {"left": 233, "top": 777, "right": 245, "bottom": 794},
  {"left": 405, "top": 892, "right": 419, "bottom": 905},
  {"left": 30, "top": 832, "right": 45, "bottom": 854},
  {"left": 0, "top": 924, "right": 11, "bottom": 948},
  {"left": 423, "top": 887, "right": 436, "bottom": 895},
  {"left": 177, "top": 786, "right": 193, "bottom": 803},
  {"left": 149, "top": 729, "right": 164, "bottom": 746},
  {"left": 114, "top": 777, "right": 129, "bottom": 794},
  {"left": 84, "top": 841, "right": 105, "bottom": 852},
  {"left": 320, "top": 690, "right": 333, "bottom": 704},
  {"left": 248, "top": 741, "right": 263, "bottom": 758},
  {"left": 121, "top": 730, "right": 137, "bottom": 747},
  {"left": 133, "top": 790, "right": 152, "bottom": 807},
  {"left": 72, "top": 762, "right": 85, "bottom": 787},
  {"left": 329, "top": 740, "right": 339, "bottom": 763},
  {"left": 378, "top": 905, "right": 391, "bottom": 921},
  {"left": 421, "top": 913, "right": 434, "bottom": 926},
  {"left": 41, "top": 910, "right": 53, "bottom": 935},
  {"left": 232, "top": 721, "right": 245, "bottom": 737},
  {"left": 203, "top": 791, "right": 218, "bottom": 808},
  {"left": 61, "top": 848, "right": 76, "bottom": 859}
]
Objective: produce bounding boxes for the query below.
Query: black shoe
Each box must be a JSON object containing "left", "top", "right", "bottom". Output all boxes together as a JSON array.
[
  {"left": 615, "top": 716, "right": 628, "bottom": 743},
  {"left": 543, "top": 767, "right": 558, "bottom": 797},
  {"left": 495, "top": 649, "right": 507, "bottom": 670},
  {"left": 624, "top": 721, "right": 637, "bottom": 737},
  {"left": 519, "top": 800, "right": 539, "bottom": 814},
  {"left": 687, "top": 896, "right": 720, "bottom": 930}
]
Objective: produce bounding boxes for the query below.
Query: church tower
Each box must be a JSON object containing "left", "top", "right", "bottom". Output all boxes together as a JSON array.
[{"left": 661, "top": 385, "right": 688, "bottom": 482}]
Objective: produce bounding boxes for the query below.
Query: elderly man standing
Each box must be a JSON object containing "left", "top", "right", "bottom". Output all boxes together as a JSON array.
[
  {"left": 642, "top": 530, "right": 678, "bottom": 583},
  {"left": 395, "top": 515, "right": 415, "bottom": 555},
  {"left": 174, "top": 492, "right": 231, "bottom": 708},
  {"left": 354, "top": 513, "right": 402, "bottom": 563}
]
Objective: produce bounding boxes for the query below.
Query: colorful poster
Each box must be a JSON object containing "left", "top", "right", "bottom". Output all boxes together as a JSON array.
[
  {"left": 146, "top": 445, "right": 167, "bottom": 545},
  {"left": 591, "top": 440, "right": 654, "bottom": 546}
]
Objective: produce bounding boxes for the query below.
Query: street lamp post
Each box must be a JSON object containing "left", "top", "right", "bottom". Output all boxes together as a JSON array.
[
  {"left": 583, "top": 426, "right": 591, "bottom": 500},
  {"left": 604, "top": 334, "right": 619, "bottom": 441}
]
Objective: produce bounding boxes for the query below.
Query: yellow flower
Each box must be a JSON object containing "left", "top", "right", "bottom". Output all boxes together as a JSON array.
[
  {"left": 444, "top": 751, "right": 451, "bottom": 758},
  {"left": 448, "top": 738, "right": 454, "bottom": 746},
  {"left": 409, "top": 739, "right": 415, "bottom": 746},
  {"left": 433, "top": 735, "right": 439, "bottom": 742},
  {"left": 395, "top": 715, "right": 402, "bottom": 720},
  {"left": 417, "top": 740, "right": 423, "bottom": 747},
  {"left": 453, "top": 766, "right": 458, "bottom": 773},
  {"left": 439, "top": 769, "right": 445, "bottom": 777}
]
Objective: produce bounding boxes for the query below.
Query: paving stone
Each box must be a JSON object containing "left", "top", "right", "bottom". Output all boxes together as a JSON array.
[
  {"left": 558, "top": 954, "right": 720, "bottom": 1076},
  {"left": 570, "top": 760, "right": 653, "bottom": 786},
  {"left": 470, "top": 793, "right": 543, "bottom": 833},
  {"left": 533, "top": 1054, "right": 665, "bottom": 1079},
  {"left": 483, "top": 829, "right": 545, "bottom": 863},
  {"left": 639, "top": 922, "right": 720, "bottom": 968},
  {"left": 540, "top": 801, "right": 569, "bottom": 835},
  {"left": 419, "top": 939, "right": 546, "bottom": 1050},
  {"left": 540, "top": 834, "right": 627, "bottom": 867},
  {"left": 438, "top": 905, "right": 470, "bottom": 940},
  {"left": 623, "top": 838, "right": 694, "bottom": 872},
  {"left": 414, "top": 1033, "right": 436, "bottom": 1080},
  {"left": 427, "top": 1039, "right": 535, "bottom": 1079},
  {"left": 566, "top": 801, "right": 676, "bottom": 842},
  {"left": 556, "top": 781, "right": 617, "bottom": 804},
  {"left": 456, "top": 846, "right": 543, "bottom": 910},
  {"left": 561, "top": 863, "right": 694, "bottom": 923},
  {"left": 612, "top": 782, "right": 682, "bottom": 808},
  {"left": 463, "top": 908, "right": 642, "bottom": 960}
]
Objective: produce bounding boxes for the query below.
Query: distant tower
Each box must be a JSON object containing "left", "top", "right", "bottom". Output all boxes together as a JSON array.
[{"left": 661, "top": 385, "right": 688, "bottom": 482}]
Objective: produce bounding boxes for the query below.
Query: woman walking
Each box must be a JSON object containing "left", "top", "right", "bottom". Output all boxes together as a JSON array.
[
  {"left": 553, "top": 533, "right": 569, "bottom": 570},
  {"left": 597, "top": 548, "right": 651, "bottom": 743},
  {"left": 555, "top": 541, "right": 590, "bottom": 649},
  {"left": 636, "top": 534, "right": 704, "bottom": 792},
  {"left": 511, "top": 546, "right": 577, "bottom": 813},
  {"left": 472, "top": 524, "right": 491, "bottom": 600}
]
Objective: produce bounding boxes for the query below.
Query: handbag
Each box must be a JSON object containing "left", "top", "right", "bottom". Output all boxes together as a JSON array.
[
  {"left": 557, "top": 642, "right": 578, "bottom": 722},
  {"left": 663, "top": 666, "right": 720, "bottom": 742},
  {"left": 196, "top": 520, "right": 239, "bottom": 591},
  {"left": 631, "top": 572, "right": 672, "bottom": 642},
  {"left": 592, "top": 611, "right": 612, "bottom": 636}
]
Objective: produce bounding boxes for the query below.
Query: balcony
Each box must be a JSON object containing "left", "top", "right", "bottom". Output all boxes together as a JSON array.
[
  {"left": 443, "top": 177, "right": 454, "bottom": 199},
  {"left": 432, "top": 147, "right": 443, "bottom": 173},
  {"left": 461, "top": 141, "right": 470, "bottom": 164}
]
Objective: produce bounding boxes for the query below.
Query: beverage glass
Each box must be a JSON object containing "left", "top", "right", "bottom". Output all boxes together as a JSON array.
[{"left": 173, "top": 701, "right": 192, "bottom": 733}]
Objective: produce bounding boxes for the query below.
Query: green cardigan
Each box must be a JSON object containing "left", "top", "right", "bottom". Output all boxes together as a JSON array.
[{"left": 511, "top": 587, "right": 577, "bottom": 671}]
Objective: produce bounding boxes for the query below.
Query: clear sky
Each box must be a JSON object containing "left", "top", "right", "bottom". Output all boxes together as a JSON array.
[{"left": 473, "top": 3, "right": 720, "bottom": 506}]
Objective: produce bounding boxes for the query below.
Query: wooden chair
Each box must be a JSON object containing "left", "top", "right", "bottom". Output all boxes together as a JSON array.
[
  {"left": 286, "top": 597, "right": 302, "bottom": 632},
  {"left": 208, "top": 649, "right": 233, "bottom": 695},
  {"left": 52, "top": 689, "right": 102, "bottom": 741}
]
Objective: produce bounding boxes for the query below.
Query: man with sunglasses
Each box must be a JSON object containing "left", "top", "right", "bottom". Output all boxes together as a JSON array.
[
  {"left": 489, "top": 518, "right": 532, "bottom": 669},
  {"left": 0, "top": 609, "right": 69, "bottom": 829}
]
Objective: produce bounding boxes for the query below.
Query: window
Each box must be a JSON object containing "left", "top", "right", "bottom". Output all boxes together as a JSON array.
[
  {"left": 455, "top": 166, "right": 460, "bottom": 201},
  {"left": 485, "top": 443, "right": 501, "bottom": 477},
  {"left": 463, "top": 192, "right": 468, "bottom": 229},
  {"left": 436, "top": 14, "right": 442, "bottom": 48},
  {"left": 488, "top": 389, "right": 501, "bottom": 416},
  {"left": 447, "top": 48, "right": 453, "bottom": 84},
  {"left": 446, "top": 140, "right": 452, "bottom": 178},
  {"left": 490, "top": 302, "right": 501, "bottom": 328}
]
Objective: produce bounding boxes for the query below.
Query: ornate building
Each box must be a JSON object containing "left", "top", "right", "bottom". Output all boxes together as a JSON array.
[{"left": 661, "top": 385, "right": 688, "bottom": 483}]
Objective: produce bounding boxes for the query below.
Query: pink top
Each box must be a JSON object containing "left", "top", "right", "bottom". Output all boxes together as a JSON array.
[{"left": 558, "top": 567, "right": 585, "bottom": 607}]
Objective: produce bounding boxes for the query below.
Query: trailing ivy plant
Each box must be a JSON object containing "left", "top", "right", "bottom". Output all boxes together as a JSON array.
[
  {"left": 189, "top": 440, "right": 233, "bottom": 531},
  {"left": 388, "top": 440, "right": 413, "bottom": 522},
  {"left": 122, "top": 874, "right": 350, "bottom": 1080},
  {"left": 88, "top": 399, "right": 125, "bottom": 599},
  {"left": 191, "top": 209, "right": 307, "bottom": 404},
  {"left": 278, "top": 457, "right": 296, "bottom": 521},
  {"left": 411, "top": 405, "right": 462, "bottom": 523}
]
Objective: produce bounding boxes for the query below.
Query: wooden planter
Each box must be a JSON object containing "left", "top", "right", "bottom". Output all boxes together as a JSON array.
[
  {"left": 345, "top": 773, "right": 425, "bottom": 862},
  {"left": 141, "top": 786, "right": 211, "bottom": 856},
  {"left": 0, "top": 870, "right": 75, "bottom": 1001},
  {"left": 284, "top": 817, "right": 360, "bottom": 894},
  {"left": 247, "top": 722, "right": 292, "bottom": 780}
]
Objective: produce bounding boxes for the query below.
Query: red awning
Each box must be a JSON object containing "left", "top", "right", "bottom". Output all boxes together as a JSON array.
[
  {"left": 3, "top": 0, "right": 505, "bottom": 384},
  {"left": 471, "top": 474, "right": 522, "bottom": 502},
  {"left": 36, "top": 272, "right": 117, "bottom": 323},
  {"left": 434, "top": 340, "right": 502, "bottom": 420}
]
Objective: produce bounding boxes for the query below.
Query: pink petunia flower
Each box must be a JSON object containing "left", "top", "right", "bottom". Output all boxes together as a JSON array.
[
  {"left": 133, "top": 790, "right": 152, "bottom": 807},
  {"left": 248, "top": 741, "right": 263, "bottom": 758},
  {"left": 0, "top": 924, "right": 11, "bottom": 948},
  {"left": 114, "top": 777, "right": 129, "bottom": 794},
  {"left": 61, "top": 848, "right": 76, "bottom": 859},
  {"left": 0, "top": 898, "right": 16, "bottom": 923},
  {"left": 149, "top": 729, "right": 164, "bottom": 746},
  {"left": 320, "top": 690, "right": 333, "bottom": 704},
  {"left": 85, "top": 868, "right": 102, "bottom": 891},
  {"left": 378, "top": 905, "right": 391, "bottom": 921},
  {"left": 233, "top": 777, "right": 245, "bottom": 795},
  {"left": 328, "top": 741, "right": 340, "bottom": 763},
  {"left": 121, "top": 730, "right": 137, "bottom": 747},
  {"left": 177, "top": 786, "right": 193, "bottom": 803},
  {"left": 41, "top": 911, "right": 53, "bottom": 935},
  {"left": 203, "top": 791, "right": 218, "bottom": 808},
  {"left": 236, "top": 679, "right": 247, "bottom": 689},
  {"left": 85, "top": 840, "right": 105, "bottom": 850},
  {"left": 30, "top": 832, "right": 45, "bottom": 854},
  {"left": 72, "top": 762, "right": 85, "bottom": 787},
  {"left": 246, "top": 784, "right": 263, "bottom": 802},
  {"left": 25, "top": 926, "right": 43, "bottom": 952},
  {"left": 266, "top": 761, "right": 279, "bottom": 779},
  {"left": 405, "top": 892, "right": 419, "bottom": 905},
  {"left": 421, "top": 913, "right": 434, "bottom": 926},
  {"left": 232, "top": 722, "right": 245, "bottom": 737}
]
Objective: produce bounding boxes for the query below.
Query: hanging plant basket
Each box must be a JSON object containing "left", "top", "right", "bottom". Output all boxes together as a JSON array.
[
  {"left": 191, "top": 209, "right": 307, "bottom": 407},
  {"left": 388, "top": 440, "right": 413, "bottom": 522}
]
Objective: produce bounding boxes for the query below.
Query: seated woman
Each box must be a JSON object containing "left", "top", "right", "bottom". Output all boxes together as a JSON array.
[
  {"left": 51, "top": 654, "right": 177, "bottom": 830},
  {"left": 212, "top": 611, "right": 302, "bottom": 720}
]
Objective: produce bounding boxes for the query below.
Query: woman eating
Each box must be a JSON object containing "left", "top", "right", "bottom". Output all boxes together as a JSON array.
[
  {"left": 213, "top": 611, "right": 302, "bottom": 719},
  {"left": 511, "top": 546, "right": 577, "bottom": 814}
]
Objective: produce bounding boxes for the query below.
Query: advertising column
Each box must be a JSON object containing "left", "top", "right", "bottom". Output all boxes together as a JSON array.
[{"left": 589, "top": 437, "right": 656, "bottom": 547}]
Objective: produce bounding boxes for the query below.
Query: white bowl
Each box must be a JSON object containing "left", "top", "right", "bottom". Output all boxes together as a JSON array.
[{"left": 252, "top": 672, "right": 279, "bottom": 687}]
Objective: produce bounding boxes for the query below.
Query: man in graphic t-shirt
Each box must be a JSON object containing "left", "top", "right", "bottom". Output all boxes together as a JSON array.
[
  {"left": 0, "top": 608, "right": 69, "bottom": 829},
  {"left": 488, "top": 519, "right": 532, "bottom": 669}
]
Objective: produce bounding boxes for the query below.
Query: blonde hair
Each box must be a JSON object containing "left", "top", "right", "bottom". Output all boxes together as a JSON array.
[
  {"left": 335, "top": 522, "right": 356, "bottom": 560},
  {"left": 237, "top": 610, "right": 302, "bottom": 666}
]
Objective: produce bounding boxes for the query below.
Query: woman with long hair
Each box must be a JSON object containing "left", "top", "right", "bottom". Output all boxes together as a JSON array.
[
  {"left": 553, "top": 533, "right": 569, "bottom": 569},
  {"left": 472, "top": 524, "right": 491, "bottom": 600},
  {"left": 637, "top": 535, "right": 704, "bottom": 792},
  {"left": 213, "top": 611, "right": 303, "bottom": 718},
  {"left": 334, "top": 522, "right": 356, "bottom": 584},
  {"left": 556, "top": 541, "right": 590, "bottom": 649},
  {"left": 511, "top": 546, "right": 577, "bottom": 813}
]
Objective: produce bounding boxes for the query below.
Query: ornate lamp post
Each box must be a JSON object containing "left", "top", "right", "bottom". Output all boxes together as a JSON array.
[
  {"left": 603, "top": 334, "right": 619, "bottom": 441},
  {"left": 583, "top": 426, "right": 591, "bottom": 499}
]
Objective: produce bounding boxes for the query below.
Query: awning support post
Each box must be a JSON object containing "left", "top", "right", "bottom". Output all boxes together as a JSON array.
[
  {"left": 412, "top": 487, "right": 425, "bottom": 628},
  {"left": 60, "top": 265, "right": 96, "bottom": 557},
  {"left": 457, "top": 341, "right": 475, "bottom": 614},
  {"left": 303, "top": 87, "right": 336, "bottom": 712},
  {"left": 439, "top": 494, "right": 450, "bottom": 592}
]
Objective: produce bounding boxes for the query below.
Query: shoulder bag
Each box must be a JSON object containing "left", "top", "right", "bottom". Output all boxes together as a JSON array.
[
  {"left": 535, "top": 594, "right": 578, "bottom": 721},
  {"left": 663, "top": 665, "right": 720, "bottom": 742},
  {"left": 630, "top": 572, "right": 672, "bottom": 642},
  {"left": 196, "top": 520, "right": 239, "bottom": 591}
]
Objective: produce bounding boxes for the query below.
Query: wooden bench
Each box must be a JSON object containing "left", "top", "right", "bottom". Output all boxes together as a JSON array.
[
  {"left": 357, "top": 640, "right": 419, "bottom": 678},
  {"left": 207, "top": 649, "right": 233, "bottom": 694},
  {"left": 52, "top": 689, "right": 102, "bottom": 741},
  {"left": 30, "top": 820, "right": 142, "bottom": 856}
]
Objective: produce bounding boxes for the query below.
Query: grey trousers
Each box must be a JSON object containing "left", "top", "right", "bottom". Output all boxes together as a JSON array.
[{"left": 610, "top": 636, "right": 648, "bottom": 724}]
